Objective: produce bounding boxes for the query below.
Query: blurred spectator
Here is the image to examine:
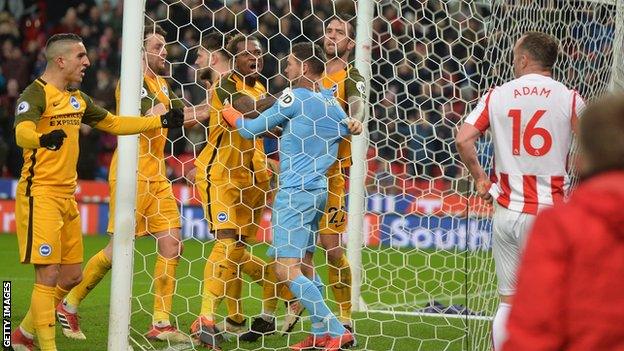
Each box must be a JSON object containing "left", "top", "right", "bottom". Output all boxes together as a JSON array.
[
  {"left": 51, "top": 7, "right": 82, "bottom": 35},
  {"left": 0, "top": 11, "right": 21, "bottom": 44},
  {"left": 0, "top": 78, "right": 22, "bottom": 176},
  {"left": 402, "top": 111, "right": 435, "bottom": 177},
  {"left": 1, "top": 41, "right": 30, "bottom": 90},
  {"left": 91, "top": 69, "right": 116, "bottom": 111}
]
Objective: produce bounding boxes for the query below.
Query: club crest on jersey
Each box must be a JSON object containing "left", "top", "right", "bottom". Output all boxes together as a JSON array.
[
  {"left": 16, "top": 101, "right": 29, "bottom": 115},
  {"left": 356, "top": 81, "right": 366, "bottom": 95},
  {"left": 161, "top": 85, "right": 169, "bottom": 95},
  {"left": 330, "top": 84, "right": 338, "bottom": 95},
  {"left": 217, "top": 212, "right": 228, "bottom": 222},
  {"left": 70, "top": 96, "right": 80, "bottom": 110},
  {"left": 39, "top": 244, "right": 52, "bottom": 257}
]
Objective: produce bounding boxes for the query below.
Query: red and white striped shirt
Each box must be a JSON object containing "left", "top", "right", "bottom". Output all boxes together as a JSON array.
[{"left": 465, "top": 74, "right": 584, "bottom": 214}]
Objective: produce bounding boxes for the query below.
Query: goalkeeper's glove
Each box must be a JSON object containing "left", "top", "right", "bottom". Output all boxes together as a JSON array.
[
  {"left": 39, "top": 129, "right": 67, "bottom": 151},
  {"left": 160, "top": 108, "right": 184, "bottom": 128}
]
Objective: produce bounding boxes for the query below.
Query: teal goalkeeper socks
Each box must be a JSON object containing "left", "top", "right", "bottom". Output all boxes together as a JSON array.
[
  {"left": 312, "top": 274, "right": 325, "bottom": 297},
  {"left": 290, "top": 275, "right": 346, "bottom": 337},
  {"left": 310, "top": 274, "right": 327, "bottom": 335}
]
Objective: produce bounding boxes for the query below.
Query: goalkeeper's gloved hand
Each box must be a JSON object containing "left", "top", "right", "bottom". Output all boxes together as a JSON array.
[
  {"left": 39, "top": 129, "right": 67, "bottom": 151},
  {"left": 160, "top": 108, "right": 184, "bottom": 128}
]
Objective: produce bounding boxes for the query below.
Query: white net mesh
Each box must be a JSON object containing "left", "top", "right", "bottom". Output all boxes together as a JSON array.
[{"left": 124, "top": 1, "right": 619, "bottom": 350}]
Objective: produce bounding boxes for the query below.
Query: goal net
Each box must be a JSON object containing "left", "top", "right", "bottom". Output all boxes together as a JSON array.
[{"left": 120, "top": 1, "right": 621, "bottom": 350}]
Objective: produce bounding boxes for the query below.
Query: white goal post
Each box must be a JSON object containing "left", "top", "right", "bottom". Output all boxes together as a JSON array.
[{"left": 107, "top": 0, "right": 143, "bottom": 350}]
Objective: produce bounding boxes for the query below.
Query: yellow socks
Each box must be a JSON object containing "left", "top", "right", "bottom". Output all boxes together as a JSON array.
[
  {"left": 65, "top": 250, "right": 112, "bottom": 307},
  {"left": 262, "top": 261, "right": 279, "bottom": 314},
  {"left": 19, "top": 308, "right": 35, "bottom": 336},
  {"left": 200, "top": 238, "right": 245, "bottom": 320},
  {"left": 153, "top": 255, "right": 179, "bottom": 324},
  {"left": 328, "top": 253, "right": 352, "bottom": 323},
  {"left": 54, "top": 285, "right": 69, "bottom": 306},
  {"left": 224, "top": 278, "right": 244, "bottom": 324},
  {"left": 31, "top": 284, "right": 56, "bottom": 351},
  {"left": 20, "top": 284, "right": 70, "bottom": 337}
]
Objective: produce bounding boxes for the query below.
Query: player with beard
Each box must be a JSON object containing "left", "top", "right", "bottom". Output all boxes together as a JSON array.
[
  {"left": 316, "top": 14, "right": 365, "bottom": 333},
  {"left": 58, "top": 24, "right": 188, "bottom": 342}
]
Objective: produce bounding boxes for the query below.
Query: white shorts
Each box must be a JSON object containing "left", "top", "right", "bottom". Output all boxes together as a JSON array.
[{"left": 492, "top": 203, "right": 536, "bottom": 295}]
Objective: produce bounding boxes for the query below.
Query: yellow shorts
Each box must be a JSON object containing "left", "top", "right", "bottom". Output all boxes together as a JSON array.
[
  {"left": 196, "top": 178, "right": 270, "bottom": 238},
  {"left": 107, "top": 180, "right": 181, "bottom": 236},
  {"left": 16, "top": 194, "right": 83, "bottom": 265},
  {"left": 319, "top": 168, "right": 347, "bottom": 235}
]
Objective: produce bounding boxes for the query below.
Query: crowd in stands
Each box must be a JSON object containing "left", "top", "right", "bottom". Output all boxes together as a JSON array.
[{"left": 0, "top": 0, "right": 616, "bottom": 195}]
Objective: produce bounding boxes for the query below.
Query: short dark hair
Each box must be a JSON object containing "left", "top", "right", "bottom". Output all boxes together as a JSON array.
[
  {"left": 291, "top": 42, "right": 327, "bottom": 76},
  {"left": 326, "top": 14, "right": 356, "bottom": 40},
  {"left": 45, "top": 33, "right": 83, "bottom": 61},
  {"left": 200, "top": 32, "right": 231, "bottom": 60},
  {"left": 144, "top": 23, "right": 167, "bottom": 39},
  {"left": 46, "top": 33, "right": 83, "bottom": 48},
  {"left": 518, "top": 31, "right": 559, "bottom": 70},
  {"left": 225, "top": 34, "right": 261, "bottom": 58},
  {"left": 579, "top": 94, "right": 624, "bottom": 175}
]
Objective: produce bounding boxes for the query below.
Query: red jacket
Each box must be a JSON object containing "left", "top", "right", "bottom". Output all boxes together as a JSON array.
[{"left": 504, "top": 171, "right": 624, "bottom": 351}]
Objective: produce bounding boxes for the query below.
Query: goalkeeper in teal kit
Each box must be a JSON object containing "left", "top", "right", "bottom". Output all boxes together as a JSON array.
[{"left": 223, "top": 42, "right": 362, "bottom": 351}]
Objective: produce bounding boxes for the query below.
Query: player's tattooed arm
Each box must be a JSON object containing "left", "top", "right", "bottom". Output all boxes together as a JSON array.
[{"left": 232, "top": 94, "right": 276, "bottom": 119}]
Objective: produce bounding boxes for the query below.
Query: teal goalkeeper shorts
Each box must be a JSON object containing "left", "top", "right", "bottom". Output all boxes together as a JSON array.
[{"left": 268, "top": 188, "right": 327, "bottom": 259}]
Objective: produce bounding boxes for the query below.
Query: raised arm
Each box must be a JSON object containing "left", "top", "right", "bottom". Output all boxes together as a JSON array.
[
  {"left": 232, "top": 94, "right": 277, "bottom": 119},
  {"left": 222, "top": 89, "right": 296, "bottom": 139},
  {"left": 223, "top": 102, "right": 288, "bottom": 139},
  {"left": 84, "top": 91, "right": 185, "bottom": 135}
]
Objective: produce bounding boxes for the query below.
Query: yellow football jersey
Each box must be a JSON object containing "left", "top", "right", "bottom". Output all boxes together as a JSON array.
[
  {"left": 108, "top": 74, "right": 184, "bottom": 182},
  {"left": 195, "top": 73, "right": 270, "bottom": 184},
  {"left": 14, "top": 78, "right": 109, "bottom": 197},
  {"left": 322, "top": 64, "right": 365, "bottom": 170}
]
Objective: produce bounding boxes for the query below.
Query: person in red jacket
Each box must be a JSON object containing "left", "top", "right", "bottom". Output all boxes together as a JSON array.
[{"left": 503, "top": 93, "right": 624, "bottom": 351}]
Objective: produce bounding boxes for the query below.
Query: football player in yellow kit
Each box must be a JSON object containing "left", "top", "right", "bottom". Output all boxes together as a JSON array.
[
  {"left": 190, "top": 34, "right": 290, "bottom": 350},
  {"left": 10, "top": 33, "right": 185, "bottom": 351},
  {"left": 317, "top": 14, "right": 366, "bottom": 334},
  {"left": 58, "top": 24, "right": 188, "bottom": 342}
]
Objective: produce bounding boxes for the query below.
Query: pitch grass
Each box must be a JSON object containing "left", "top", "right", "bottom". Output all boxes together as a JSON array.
[{"left": 2, "top": 234, "right": 495, "bottom": 351}]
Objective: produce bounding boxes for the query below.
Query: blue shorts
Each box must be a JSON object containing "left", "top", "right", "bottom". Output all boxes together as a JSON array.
[{"left": 268, "top": 188, "right": 327, "bottom": 259}]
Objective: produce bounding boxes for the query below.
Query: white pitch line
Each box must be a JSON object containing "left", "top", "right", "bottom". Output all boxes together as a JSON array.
[
  {"left": 365, "top": 289, "right": 499, "bottom": 310},
  {"left": 365, "top": 309, "right": 494, "bottom": 322}
]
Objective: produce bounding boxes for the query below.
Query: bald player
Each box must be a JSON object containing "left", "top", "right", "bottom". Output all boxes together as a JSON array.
[{"left": 9, "top": 33, "right": 185, "bottom": 351}]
